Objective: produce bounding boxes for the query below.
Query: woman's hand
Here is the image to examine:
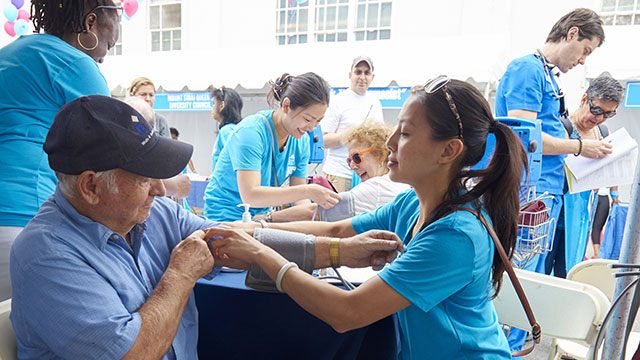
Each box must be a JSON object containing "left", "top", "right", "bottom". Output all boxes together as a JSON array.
[
  {"left": 340, "top": 230, "right": 404, "bottom": 270},
  {"left": 307, "top": 184, "right": 342, "bottom": 209},
  {"left": 205, "top": 226, "right": 266, "bottom": 268}
]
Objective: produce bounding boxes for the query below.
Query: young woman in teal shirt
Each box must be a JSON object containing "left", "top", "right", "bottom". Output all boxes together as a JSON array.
[
  {"left": 204, "top": 73, "right": 341, "bottom": 222},
  {"left": 210, "top": 77, "right": 527, "bottom": 359}
]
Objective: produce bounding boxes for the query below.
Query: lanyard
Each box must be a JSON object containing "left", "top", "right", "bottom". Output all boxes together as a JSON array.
[{"left": 534, "top": 49, "right": 568, "bottom": 118}]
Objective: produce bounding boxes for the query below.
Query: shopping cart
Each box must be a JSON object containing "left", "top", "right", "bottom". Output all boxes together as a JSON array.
[{"left": 513, "top": 189, "right": 556, "bottom": 268}]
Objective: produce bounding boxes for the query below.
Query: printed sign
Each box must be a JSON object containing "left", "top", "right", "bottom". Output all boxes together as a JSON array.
[
  {"left": 331, "top": 87, "right": 411, "bottom": 109},
  {"left": 153, "top": 92, "right": 212, "bottom": 112},
  {"left": 624, "top": 82, "right": 640, "bottom": 108}
]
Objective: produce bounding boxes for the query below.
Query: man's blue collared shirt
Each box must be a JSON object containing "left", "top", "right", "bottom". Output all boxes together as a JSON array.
[{"left": 10, "top": 187, "right": 219, "bottom": 359}]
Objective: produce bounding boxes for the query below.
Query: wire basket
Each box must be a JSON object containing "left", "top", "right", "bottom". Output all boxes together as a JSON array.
[{"left": 513, "top": 207, "right": 555, "bottom": 268}]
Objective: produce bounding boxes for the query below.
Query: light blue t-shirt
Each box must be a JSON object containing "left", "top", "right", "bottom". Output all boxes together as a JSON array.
[
  {"left": 211, "top": 123, "right": 238, "bottom": 172},
  {"left": 0, "top": 34, "right": 110, "bottom": 227},
  {"left": 495, "top": 54, "right": 566, "bottom": 195},
  {"left": 352, "top": 189, "right": 511, "bottom": 360},
  {"left": 10, "top": 188, "right": 220, "bottom": 359},
  {"left": 203, "top": 110, "right": 310, "bottom": 222}
]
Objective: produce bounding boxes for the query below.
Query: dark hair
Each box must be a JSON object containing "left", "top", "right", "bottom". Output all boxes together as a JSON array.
[
  {"left": 546, "top": 8, "right": 605, "bottom": 46},
  {"left": 267, "top": 72, "right": 330, "bottom": 110},
  {"left": 211, "top": 87, "right": 244, "bottom": 129},
  {"left": 413, "top": 80, "right": 528, "bottom": 296},
  {"left": 586, "top": 75, "right": 625, "bottom": 104},
  {"left": 31, "top": 0, "right": 115, "bottom": 37},
  {"left": 170, "top": 127, "right": 179, "bottom": 137}
]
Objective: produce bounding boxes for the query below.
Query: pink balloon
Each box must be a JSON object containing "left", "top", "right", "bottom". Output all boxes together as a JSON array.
[
  {"left": 4, "top": 21, "right": 15, "bottom": 37},
  {"left": 17, "top": 9, "right": 29, "bottom": 21},
  {"left": 123, "top": 0, "right": 138, "bottom": 18}
]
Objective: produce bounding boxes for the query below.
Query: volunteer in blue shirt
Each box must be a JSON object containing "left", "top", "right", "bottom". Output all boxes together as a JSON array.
[
  {"left": 204, "top": 73, "right": 341, "bottom": 222},
  {"left": 0, "top": 0, "right": 121, "bottom": 302},
  {"left": 495, "top": 8, "right": 610, "bottom": 354},
  {"left": 210, "top": 86, "right": 244, "bottom": 171},
  {"left": 210, "top": 77, "right": 528, "bottom": 359}
]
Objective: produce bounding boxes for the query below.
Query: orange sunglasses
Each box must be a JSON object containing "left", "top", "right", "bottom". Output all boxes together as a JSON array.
[{"left": 346, "top": 148, "right": 374, "bottom": 165}]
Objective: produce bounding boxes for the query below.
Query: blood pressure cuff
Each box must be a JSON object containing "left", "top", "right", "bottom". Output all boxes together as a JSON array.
[
  {"left": 317, "top": 191, "right": 355, "bottom": 222},
  {"left": 245, "top": 228, "right": 316, "bottom": 292}
]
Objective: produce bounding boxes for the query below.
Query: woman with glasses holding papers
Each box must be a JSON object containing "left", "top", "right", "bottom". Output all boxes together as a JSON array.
[
  {"left": 209, "top": 77, "right": 528, "bottom": 359},
  {"left": 545, "top": 75, "right": 625, "bottom": 276},
  {"left": 0, "top": 0, "right": 122, "bottom": 301}
]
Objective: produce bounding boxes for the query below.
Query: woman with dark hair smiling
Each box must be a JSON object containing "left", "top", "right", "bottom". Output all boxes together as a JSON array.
[
  {"left": 0, "top": 0, "right": 121, "bottom": 301},
  {"left": 209, "top": 77, "right": 528, "bottom": 359},
  {"left": 203, "top": 73, "right": 341, "bottom": 222}
]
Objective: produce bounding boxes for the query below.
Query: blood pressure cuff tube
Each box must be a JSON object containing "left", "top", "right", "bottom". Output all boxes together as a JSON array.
[
  {"left": 318, "top": 191, "right": 355, "bottom": 222},
  {"left": 245, "top": 228, "right": 316, "bottom": 293}
]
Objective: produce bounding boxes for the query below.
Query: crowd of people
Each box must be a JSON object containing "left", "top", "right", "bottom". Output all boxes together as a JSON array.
[{"left": 0, "top": 1, "right": 628, "bottom": 359}]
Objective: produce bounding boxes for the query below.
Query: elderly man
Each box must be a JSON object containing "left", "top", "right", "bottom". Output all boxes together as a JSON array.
[{"left": 10, "top": 95, "right": 400, "bottom": 359}]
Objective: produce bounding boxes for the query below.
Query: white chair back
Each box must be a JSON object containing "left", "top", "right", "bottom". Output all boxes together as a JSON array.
[
  {"left": 0, "top": 299, "right": 16, "bottom": 360},
  {"left": 567, "top": 258, "right": 618, "bottom": 302},
  {"left": 493, "top": 268, "right": 609, "bottom": 345}
]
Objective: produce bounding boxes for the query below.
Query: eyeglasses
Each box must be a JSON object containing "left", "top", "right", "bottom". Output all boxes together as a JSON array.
[
  {"left": 346, "top": 148, "right": 374, "bottom": 166},
  {"left": 423, "top": 75, "right": 463, "bottom": 141},
  {"left": 91, "top": 5, "right": 124, "bottom": 16},
  {"left": 587, "top": 99, "right": 616, "bottom": 119}
]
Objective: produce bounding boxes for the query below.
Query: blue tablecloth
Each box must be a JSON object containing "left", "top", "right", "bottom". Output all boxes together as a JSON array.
[
  {"left": 186, "top": 180, "right": 208, "bottom": 209},
  {"left": 194, "top": 271, "right": 397, "bottom": 360}
]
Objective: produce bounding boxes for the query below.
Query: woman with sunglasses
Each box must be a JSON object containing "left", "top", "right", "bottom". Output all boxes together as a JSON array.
[
  {"left": 204, "top": 73, "right": 341, "bottom": 222},
  {"left": 545, "top": 75, "right": 625, "bottom": 277},
  {"left": 254, "top": 121, "right": 409, "bottom": 222},
  {"left": 0, "top": 0, "right": 121, "bottom": 301},
  {"left": 209, "top": 77, "right": 528, "bottom": 359},
  {"left": 209, "top": 86, "right": 244, "bottom": 171}
]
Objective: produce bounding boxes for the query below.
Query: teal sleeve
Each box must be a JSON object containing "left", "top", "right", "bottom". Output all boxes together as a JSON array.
[
  {"left": 501, "top": 60, "right": 545, "bottom": 113},
  {"left": 292, "top": 135, "right": 310, "bottom": 178},
  {"left": 54, "top": 57, "right": 110, "bottom": 101},
  {"left": 228, "top": 122, "right": 265, "bottom": 172},
  {"left": 378, "top": 219, "right": 475, "bottom": 313},
  {"left": 351, "top": 190, "right": 407, "bottom": 233}
]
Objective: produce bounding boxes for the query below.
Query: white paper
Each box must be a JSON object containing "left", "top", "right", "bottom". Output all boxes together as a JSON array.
[
  {"left": 318, "top": 266, "right": 381, "bottom": 285},
  {"left": 564, "top": 128, "right": 638, "bottom": 180},
  {"left": 565, "top": 128, "right": 639, "bottom": 194}
]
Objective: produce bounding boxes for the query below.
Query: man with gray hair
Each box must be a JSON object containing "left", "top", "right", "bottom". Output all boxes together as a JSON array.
[{"left": 544, "top": 74, "right": 625, "bottom": 278}]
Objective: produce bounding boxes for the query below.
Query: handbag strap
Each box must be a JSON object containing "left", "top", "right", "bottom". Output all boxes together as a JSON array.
[
  {"left": 258, "top": 113, "right": 279, "bottom": 188},
  {"left": 454, "top": 207, "right": 541, "bottom": 357}
]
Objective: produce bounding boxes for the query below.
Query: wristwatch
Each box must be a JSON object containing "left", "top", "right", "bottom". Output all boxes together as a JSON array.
[
  {"left": 265, "top": 210, "right": 274, "bottom": 222},
  {"left": 257, "top": 219, "right": 269, "bottom": 229}
]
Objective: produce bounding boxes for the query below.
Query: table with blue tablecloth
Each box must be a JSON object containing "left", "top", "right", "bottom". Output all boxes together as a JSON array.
[{"left": 194, "top": 271, "right": 397, "bottom": 360}]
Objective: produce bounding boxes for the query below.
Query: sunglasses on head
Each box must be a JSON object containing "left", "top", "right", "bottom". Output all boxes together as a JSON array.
[
  {"left": 346, "top": 148, "right": 374, "bottom": 166},
  {"left": 587, "top": 99, "right": 616, "bottom": 119},
  {"left": 423, "top": 75, "right": 463, "bottom": 141},
  {"left": 91, "top": 5, "right": 124, "bottom": 16}
]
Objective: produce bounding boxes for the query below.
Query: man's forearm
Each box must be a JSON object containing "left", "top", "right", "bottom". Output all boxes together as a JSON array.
[
  {"left": 541, "top": 132, "right": 579, "bottom": 155},
  {"left": 122, "top": 269, "right": 194, "bottom": 360},
  {"left": 323, "top": 132, "right": 343, "bottom": 148}
]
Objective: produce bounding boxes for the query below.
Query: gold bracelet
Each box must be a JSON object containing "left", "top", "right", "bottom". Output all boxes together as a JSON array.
[{"left": 330, "top": 238, "right": 340, "bottom": 268}]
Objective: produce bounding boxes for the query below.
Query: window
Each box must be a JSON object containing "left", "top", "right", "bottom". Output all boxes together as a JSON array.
[
  {"left": 315, "top": 0, "right": 349, "bottom": 43},
  {"left": 275, "top": 0, "right": 392, "bottom": 45},
  {"left": 600, "top": 0, "right": 640, "bottom": 25},
  {"left": 276, "top": 0, "right": 309, "bottom": 45},
  {"left": 108, "top": 22, "right": 123, "bottom": 56},
  {"left": 354, "top": 0, "right": 392, "bottom": 41},
  {"left": 150, "top": 0, "right": 182, "bottom": 51}
]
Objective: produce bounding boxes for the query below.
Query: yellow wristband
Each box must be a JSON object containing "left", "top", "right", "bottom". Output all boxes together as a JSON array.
[{"left": 330, "top": 238, "right": 340, "bottom": 268}]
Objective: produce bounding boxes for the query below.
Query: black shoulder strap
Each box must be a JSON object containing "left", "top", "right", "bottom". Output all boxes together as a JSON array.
[
  {"left": 559, "top": 116, "right": 574, "bottom": 136},
  {"left": 598, "top": 124, "right": 610, "bottom": 138}
]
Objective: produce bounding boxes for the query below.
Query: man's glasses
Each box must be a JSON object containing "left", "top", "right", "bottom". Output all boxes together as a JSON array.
[
  {"left": 346, "top": 148, "right": 374, "bottom": 166},
  {"left": 588, "top": 99, "right": 616, "bottom": 119},
  {"left": 91, "top": 5, "right": 124, "bottom": 16},
  {"left": 423, "top": 75, "right": 463, "bottom": 141}
]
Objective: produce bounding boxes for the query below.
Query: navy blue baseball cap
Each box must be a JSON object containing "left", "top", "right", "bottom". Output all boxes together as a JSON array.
[{"left": 44, "top": 95, "right": 193, "bottom": 179}]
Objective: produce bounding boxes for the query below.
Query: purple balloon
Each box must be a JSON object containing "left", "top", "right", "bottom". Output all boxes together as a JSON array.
[{"left": 11, "top": 0, "right": 24, "bottom": 10}]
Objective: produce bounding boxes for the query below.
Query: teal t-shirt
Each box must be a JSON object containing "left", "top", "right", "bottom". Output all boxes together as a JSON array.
[
  {"left": 211, "top": 123, "right": 237, "bottom": 172},
  {"left": 0, "top": 34, "right": 110, "bottom": 226},
  {"left": 203, "top": 110, "right": 310, "bottom": 222},
  {"left": 352, "top": 189, "right": 511, "bottom": 360}
]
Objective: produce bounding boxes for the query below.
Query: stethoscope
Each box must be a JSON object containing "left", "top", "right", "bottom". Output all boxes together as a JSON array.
[{"left": 534, "top": 49, "right": 565, "bottom": 101}]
